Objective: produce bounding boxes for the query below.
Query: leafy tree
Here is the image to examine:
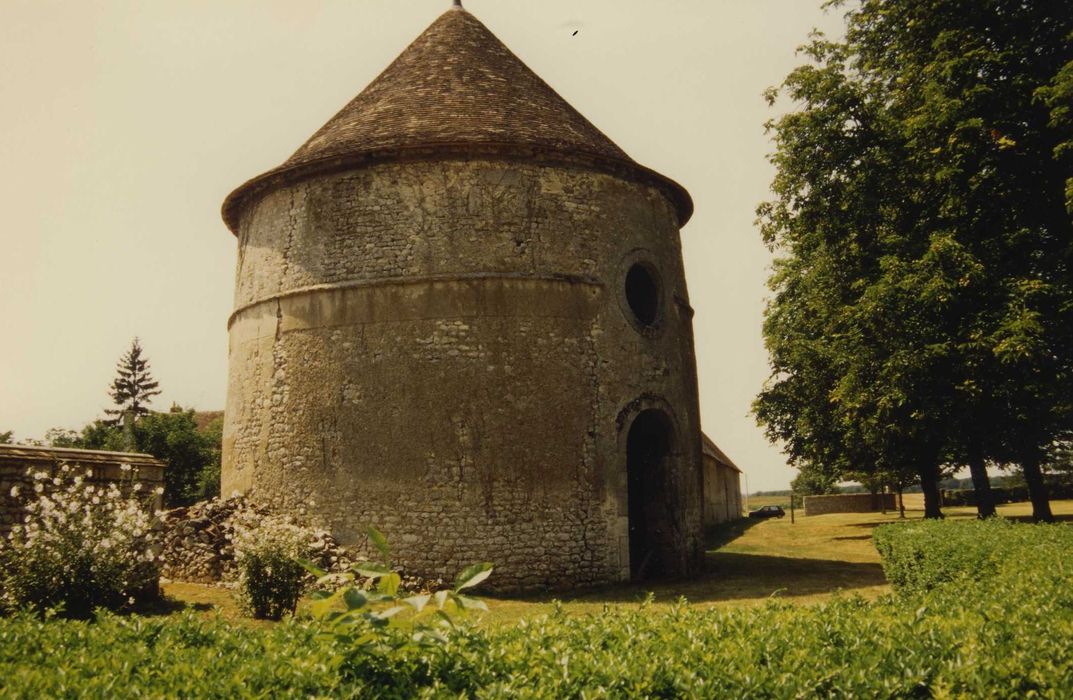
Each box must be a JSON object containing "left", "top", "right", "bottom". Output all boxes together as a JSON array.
[
  {"left": 42, "top": 428, "right": 81, "bottom": 448},
  {"left": 0, "top": 431, "right": 12, "bottom": 445},
  {"left": 756, "top": 0, "right": 1073, "bottom": 522},
  {"left": 845, "top": 0, "right": 1073, "bottom": 522},
  {"left": 791, "top": 463, "right": 840, "bottom": 496},
  {"left": 78, "top": 406, "right": 221, "bottom": 507},
  {"left": 194, "top": 415, "right": 223, "bottom": 502},
  {"left": 105, "top": 338, "right": 161, "bottom": 425}
]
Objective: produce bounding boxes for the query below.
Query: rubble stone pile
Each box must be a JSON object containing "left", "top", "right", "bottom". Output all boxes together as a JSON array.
[
  {"left": 158, "top": 495, "right": 441, "bottom": 591},
  {"left": 158, "top": 495, "right": 351, "bottom": 584}
]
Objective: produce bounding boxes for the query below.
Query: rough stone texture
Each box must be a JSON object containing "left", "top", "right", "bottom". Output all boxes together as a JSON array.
[
  {"left": 701, "top": 435, "right": 743, "bottom": 527},
  {"left": 158, "top": 496, "right": 440, "bottom": 591},
  {"left": 221, "top": 6, "right": 704, "bottom": 592},
  {"left": 224, "top": 159, "right": 703, "bottom": 591},
  {"left": 803, "top": 493, "right": 897, "bottom": 516},
  {"left": 0, "top": 445, "right": 165, "bottom": 538}
]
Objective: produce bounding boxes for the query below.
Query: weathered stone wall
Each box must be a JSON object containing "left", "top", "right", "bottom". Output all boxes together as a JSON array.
[
  {"left": 803, "top": 493, "right": 897, "bottom": 516},
  {"left": 223, "top": 158, "right": 704, "bottom": 591},
  {"left": 702, "top": 458, "right": 742, "bottom": 527},
  {"left": 0, "top": 445, "right": 165, "bottom": 538}
]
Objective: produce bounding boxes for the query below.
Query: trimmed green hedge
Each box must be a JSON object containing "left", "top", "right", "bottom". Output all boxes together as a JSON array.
[
  {"left": 873, "top": 517, "right": 1073, "bottom": 594},
  {"left": 1, "top": 519, "right": 1071, "bottom": 697},
  {"left": 942, "top": 479, "right": 1073, "bottom": 507}
]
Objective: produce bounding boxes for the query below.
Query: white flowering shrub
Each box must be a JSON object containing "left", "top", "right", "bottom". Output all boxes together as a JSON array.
[
  {"left": 231, "top": 512, "right": 313, "bottom": 620},
  {"left": 0, "top": 465, "right": 163, "bottom": 618}
]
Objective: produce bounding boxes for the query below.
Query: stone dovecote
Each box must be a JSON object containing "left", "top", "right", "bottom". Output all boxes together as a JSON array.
[{"left": 220, "top": 4, "right": 704, "bottom": 590}]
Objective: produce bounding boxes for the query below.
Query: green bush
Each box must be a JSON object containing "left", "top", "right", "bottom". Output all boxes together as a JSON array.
[
  {"left": 231, "top": 513, "right": 311, "bottom": 620},
  {"left": 2, "top": 519, "right": 1071, "bottom": 696},
  {"left": 303, "top": 525, "right": 493, "bottom": 652},
  {"left": 873, "top": 517, "right": 1073, "bottom": 594},
  {"left": 942, "top": 478, "right": 1073, "bottom": 507},
  {"left": 2, "top": 576, "right": 1072, "bottom": 698},
  {"left": 0, "top": 466, "right": 162, "bottom": 618}
]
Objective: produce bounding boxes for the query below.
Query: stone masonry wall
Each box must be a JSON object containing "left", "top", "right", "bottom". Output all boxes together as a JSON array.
[
  {"left": 803, "top": 493, "right": 897, "bottom": 516},
  {"left": 223, "top": 159, "right": 704, "bottom": 591},
  {"left": 0, "top": 445, "right": 165, "bottom": 538}
]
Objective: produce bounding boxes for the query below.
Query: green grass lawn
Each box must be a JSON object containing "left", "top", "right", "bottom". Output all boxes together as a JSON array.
[{"left": 161, "top": 498, "right": 1073, "bottom": 627}]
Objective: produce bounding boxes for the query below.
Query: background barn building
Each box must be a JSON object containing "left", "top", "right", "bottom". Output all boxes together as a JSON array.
[
  {"left": 220, "top": 3, "right": 706, "bottom": 590},
  {"left": 701, "top": 434, "right": 743, "bottom": 526}
]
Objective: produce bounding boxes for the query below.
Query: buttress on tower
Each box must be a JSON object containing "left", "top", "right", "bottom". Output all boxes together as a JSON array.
[{"left": 221, "top": 4, "right": 703, "bottom": 590}]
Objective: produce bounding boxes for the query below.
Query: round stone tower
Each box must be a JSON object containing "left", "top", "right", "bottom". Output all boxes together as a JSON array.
[{"left": 221, "top": 4, "right": 703, "bottom": 590}]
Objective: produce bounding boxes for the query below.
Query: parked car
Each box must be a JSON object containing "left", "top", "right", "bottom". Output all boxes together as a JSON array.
[{"left": 749, "top": 505, "right": 786, "bottom": 519}]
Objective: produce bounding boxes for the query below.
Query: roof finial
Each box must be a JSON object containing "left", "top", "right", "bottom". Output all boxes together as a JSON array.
[{"left": 452, "top": 0, "right": 463, "bottom": 8}]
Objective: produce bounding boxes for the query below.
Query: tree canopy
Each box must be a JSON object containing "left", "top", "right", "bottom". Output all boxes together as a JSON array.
[
  {"left": 76, "top": 406, "right": 221, "bottom": 507},
  {"left": 755, "top": 0, "right": 1073, "bottom": 520}
]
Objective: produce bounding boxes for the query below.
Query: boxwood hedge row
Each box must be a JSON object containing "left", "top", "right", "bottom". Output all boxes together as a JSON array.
[{"left": 1, "top": 519, "right": 1070, "bottom": 698}]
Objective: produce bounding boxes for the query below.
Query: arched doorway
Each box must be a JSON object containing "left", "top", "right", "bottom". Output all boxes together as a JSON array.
[{"left": 626, "top": 409, "right": 675, "bottom": 580}]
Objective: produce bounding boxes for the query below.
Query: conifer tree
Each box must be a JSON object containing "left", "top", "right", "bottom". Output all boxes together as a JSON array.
[{"left": 105, "top": 338, "right": 161, "bottom": 425}]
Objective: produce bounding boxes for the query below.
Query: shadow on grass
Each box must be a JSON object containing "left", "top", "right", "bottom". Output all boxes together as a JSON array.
[
  {"left": 846, "top": 518, "right": 912, "bottom": 529},
  {"left": 1005, "top": 513, "right": 1073, "bottom": 524},
  {"left": 484, "top": 552, "right": 886, "bottom": 607},
  {"left": 704, "top": 517, "right": 761, "bottom": 549},
  {"left": 131, "top": 595, "right": 214, "bottom": 618}
]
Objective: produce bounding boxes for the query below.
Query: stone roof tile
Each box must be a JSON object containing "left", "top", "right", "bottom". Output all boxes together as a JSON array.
[{"left": 287, "top": 6, "right": 629, "bottom": 168}]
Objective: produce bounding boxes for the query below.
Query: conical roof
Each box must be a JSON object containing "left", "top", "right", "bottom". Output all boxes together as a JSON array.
[{"left": 222, "top": 5, "right": 692, "bottom": 232}]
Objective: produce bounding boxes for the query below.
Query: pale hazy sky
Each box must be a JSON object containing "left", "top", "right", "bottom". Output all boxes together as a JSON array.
[{"left": 0, "top": 0, "right": 844, "bottom": 492}]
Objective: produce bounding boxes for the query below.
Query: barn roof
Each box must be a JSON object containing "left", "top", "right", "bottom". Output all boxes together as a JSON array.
[
  {"left": 222, "top": 4, "right": 692, "bottom": 233},
  {"left": 701, "top": 433, "right": 742, "bottom": 473}
]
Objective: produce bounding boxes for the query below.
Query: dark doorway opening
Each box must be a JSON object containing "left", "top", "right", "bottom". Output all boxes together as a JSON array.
[{"left": 627, "top": 409, "right": 675, "bottom": 580}]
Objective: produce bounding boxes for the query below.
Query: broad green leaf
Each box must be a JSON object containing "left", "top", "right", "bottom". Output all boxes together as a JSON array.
[
  {"left": 316, "top": 572, "right": 349, "bottom": 588},
  {"left": 402, "top": 594, "right": 431, "bottom": 612},
  {"left": 454, "top": 594, "right": 488, "bottom": 612},
  {"left": 434, "top": 609, "right": 455, "bottom": 629},
  {"left": 377, "top": 572, "right": 401, "bottom": 597},
  {"left": 297, "top": 558, "right": 327, "bottom": 578},
  {"left": 353, "top": 562, "right": 392, "bottom": 580},
  {"left": 453, "top": 562, "right": 494, "bottom": 591},
  {"left": 343, "top": 588, "right": 368, "bottom": 611},
  {"left": 366, "top": 525, "right": 391, "bottom": 562},
  {"left": 374, "top": 605, "right": 405, "bottom": 620},
  {"left": 433, "top": 590, "right": 449, "bottom": 610}
]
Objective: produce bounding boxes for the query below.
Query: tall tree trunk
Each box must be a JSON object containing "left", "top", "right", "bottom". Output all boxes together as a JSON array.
[
  {"left": 897, "top": 484, "right": 905, "bottom": 519},
  {"left": 880, "top": 485, "right": 887, "bottom": 514},
  {"left": 919, "top": 463, "right": 943, "bottom": 519},
  {"left": 1022, "top": 451, "right": 1054, "bottom": 523},
  {"left": 967, "top": 446, "right": 996, "bottom": 519}
]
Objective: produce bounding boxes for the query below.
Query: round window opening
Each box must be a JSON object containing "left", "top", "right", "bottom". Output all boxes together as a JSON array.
[{"left": 625, "top": 263, "right": 660, "bottom": 327}]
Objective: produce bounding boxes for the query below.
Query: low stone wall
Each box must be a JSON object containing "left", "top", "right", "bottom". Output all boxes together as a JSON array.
[
  {"left": 0, "top": 444, "right": 165, "bottom": 538},
  {"left": 803, "top": 493, "right": 896, "bottom": 516}
]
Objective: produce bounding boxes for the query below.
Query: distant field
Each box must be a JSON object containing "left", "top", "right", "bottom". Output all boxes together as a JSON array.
[
  {"left": 744, "top": 494, "right": 792, "bottom": 509},
  {"left": 163, "top": 499, "right": 1073, "bottom": 627}
]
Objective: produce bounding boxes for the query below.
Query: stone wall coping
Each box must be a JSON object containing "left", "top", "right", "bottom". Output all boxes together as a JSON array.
[{"left": 0, "top": 444, "right": 165, "bottom": 469}]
